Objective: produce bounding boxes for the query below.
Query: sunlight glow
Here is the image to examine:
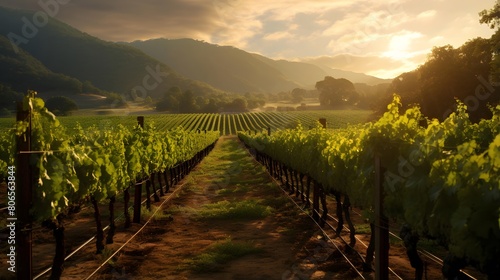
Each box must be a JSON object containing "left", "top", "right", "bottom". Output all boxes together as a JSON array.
[{"left": 382, "top": 32, "right": 423, "bottom": 60}]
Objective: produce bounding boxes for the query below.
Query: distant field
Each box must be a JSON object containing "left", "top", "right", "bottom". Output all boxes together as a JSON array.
[{"left": 0, "top": 110, "right": 374, "bottom": 135}]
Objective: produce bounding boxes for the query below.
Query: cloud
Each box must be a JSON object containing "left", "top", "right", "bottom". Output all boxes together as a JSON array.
[
  {"left": 209, "top": 0, "right": 355, "bottom": 48},
  {"left": 417, "top": 10, "right": 437, "bottom": 19},
  {"left": 302, "top": 52, "right": 428, "bottom": 79},
  {"left": 263, "top": 31, "right": 293, "bottom": 41},
  {"left": 0, "top": 0, "right": 496, "bottom": 79},
  {"left": 0, "top": 0, "right": 222, "bottom": 41}
]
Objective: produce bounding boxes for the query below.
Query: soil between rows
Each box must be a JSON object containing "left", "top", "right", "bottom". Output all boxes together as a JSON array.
[{"left": 85, "top": 136, "right": 358, "bottom": 280}]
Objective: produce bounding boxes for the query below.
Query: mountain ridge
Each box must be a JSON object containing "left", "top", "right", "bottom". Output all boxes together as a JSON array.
[
  {"left": 126, "top": 38, "right": 392, "bottom": 93},
  {"left": 126, "top": 38, "right": 300, "bottom": 94},
  {"left": 0, "top": 34, "right": 85, "bottom": 94},
  {"left": 0, "top": 6, "right": 224, "bottom": 99},
  {"left": 0, "top": 5, "right": 392, "bottom": 101}
]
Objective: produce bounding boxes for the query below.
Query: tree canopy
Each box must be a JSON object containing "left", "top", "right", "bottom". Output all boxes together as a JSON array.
[
  {"left": 45, "top": 96, "right": 78, "bottom": 116},
  {"left": 378, "top": 2, "right": 499, "bottom": 122},
  {"left": 479, "top": 0, "right": 500, "bottom": 81},
  {"left": 155, "top": 86, "right": 263, "bottom": 113},
  {"left": 384, "top": 37, "right": 498, "bottom": 121},
  {"left": 0, "top": 84, "right": 23, "bottom": 112},
  {"left": 316, "top": 76, "right": 358, "bottom": 107}
]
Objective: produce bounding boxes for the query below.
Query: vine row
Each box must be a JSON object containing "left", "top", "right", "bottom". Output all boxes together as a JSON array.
[{"left": 239, "top": 96, "right": 500, "bottom": 279}]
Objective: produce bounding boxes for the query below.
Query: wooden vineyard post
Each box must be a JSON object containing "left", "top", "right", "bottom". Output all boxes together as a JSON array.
[
  {"left": 124, "top": 187, "right": 131, "bottom": 228},
  {"left": 312, "top": 181, "right": 320, "bottom": 222},
  {"left": 157, "top": 172, "right": 164, "bottom": 196},
  {"left": 16, "top": 101, "right": 33, "bottom": 280},
  {"left": 133, "top": 181, "right": 142, "bottom": 223},
  {"left": 137, "top": 116, "right": 144, "bottom": 128},
  {"left": 374, "top": 155, "right": 389, "bottom": 280},
  {"left": 133, "top": 116, "right": 144, "bottom": 223},
  {"left": 267, "top": 127, "right": 271, "bottom": 136},
  {"left": 319, "top": 118, "right": 327, "bottom": 129}
]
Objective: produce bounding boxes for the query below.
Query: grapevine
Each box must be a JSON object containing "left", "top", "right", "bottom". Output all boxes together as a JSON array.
[
  {"left": 4, "top": 93, "right": 219, "bottom": 221},
  {"left": 239, "top": 95, "right": 500, "bottom": 277}
]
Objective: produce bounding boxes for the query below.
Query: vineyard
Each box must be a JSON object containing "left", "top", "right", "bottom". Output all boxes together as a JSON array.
[
  {"left": 0, "top": 94, "right": 499, "bottom": 279},
  {"left": 0, "top": 94, "right": 219, "bottom": 279},
  {"left": 239, "top": 96, "right": 500, "bottom": 279},
  {"left": 0, "top": 109, "right": 373, "bottom": 135}
]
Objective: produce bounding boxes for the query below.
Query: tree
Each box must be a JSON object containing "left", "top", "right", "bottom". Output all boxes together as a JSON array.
[
  {"left": 45, "top": 96, "right": 78, "bottom": 116},
  {"left": 82, "top": 80, "right": 101, "bottom": 93},
  {"left": 0, "top": 108, "right": 11, "bottom": 117},
  {"left": 228, "top": 98, "right": 248, "bottom": 112},
  {"left": 179, "top": 90, "right": 198, "bottom": 113},
  {"left": 166, "top": 86, "right": 182, "bottom": 97},
  {"left": 291, "top": 88, "right": 306, "bottom": 103},
  {"left": 195, "top": 96, "right": 207, "bottom": 108},
  {"left": 384, "top": 39, "right": 496, "bottom": 121},
  {"left": 376, "top": 2, "right": 499, "bottom": 121},
  {"left": 156, "top": 95, "right": 179, "bottom": 111},
  {"left": 384, "top": 71, "right": 421, "bottom": 108},
  {"left": 354, "top": 82, "right": 391, "bottom": 110},
  {"left": 156, "top": 86, "right": 182, "bottom": 112},
  {"left": 244, "top": 92, "right": 266, "bottom": 109},
  {"left": 479, "top": 0, "right": 500, "bottom": 81},
  {"left": 202, "top": 98, "right": 219, "bottom": 113},
  {"left": 0, "top": 84, "right": 22, "bottom": 111},
  {"left": 418, "top": 45, "right": 461, "bottom": 117},
  {"left": 479, "top": 1, "right": 500, "bottom": 29},
  {"left": 315, "top": 76, "right": 358, "bottom": 107}
]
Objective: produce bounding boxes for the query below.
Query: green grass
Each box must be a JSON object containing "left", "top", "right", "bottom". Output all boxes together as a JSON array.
[
  {"left": 355, "top": 223, "right": 372, "bottom": 234},
  {"left": 0, "top": 117, "right": 14, "bottom": 132},
  {"left": 260, "top": 195, "right": 290, "bottom": 209},
  {"left": 98, "top": 247, "right": 117, "bottom": 266},
  {"left": 140, "top": 205, "right": 173, "bottom": 221},
  {"left": 216, "top": 183, "right": 250, "bottom": 195},
  {"left": 196, "top": 200, "right": 272, "bottom": 220},
  {"left": 185, "top": 238, "right": 263, "bottom": 273}
]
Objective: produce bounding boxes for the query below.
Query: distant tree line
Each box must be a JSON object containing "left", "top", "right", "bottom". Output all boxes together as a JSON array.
[
  {"left": 310, "top": 76, "right": 389, "bottom": 110},
  {"left": 0, "top": 83, "right": 123, "bottom": 117},
  {"left": 45, "top": 96, "right": 78, "bottom": 116},
  {"left": 267, "top": 88, "right": 318, "bottom": 103},
  {"left": 0, "top": 84, "right": 23, "bottom": 116},
  {"left": 155, "top": 86, "right": 266, "bottom": 113}
]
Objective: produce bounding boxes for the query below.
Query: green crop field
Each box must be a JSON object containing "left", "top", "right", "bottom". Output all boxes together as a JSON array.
[{"left": 0, "top": 110, "right": 374, "bottom": 135}]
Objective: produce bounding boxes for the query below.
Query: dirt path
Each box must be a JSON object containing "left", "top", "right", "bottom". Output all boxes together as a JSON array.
[{"left": 89, "top": 136, "right": 356, "bottom": 280}]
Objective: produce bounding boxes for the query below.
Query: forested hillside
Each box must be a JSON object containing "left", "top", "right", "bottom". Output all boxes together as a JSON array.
[{"left": 0, "top": 7, "right": 224, "bottom": 100}]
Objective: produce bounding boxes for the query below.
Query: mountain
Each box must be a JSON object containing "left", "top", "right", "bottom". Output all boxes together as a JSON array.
[
  {"left": 302, "top": 56, "right": 394, "bottom": 85},
  {"left": 126, "top": 38, "right": 300, "bottom": 93},
  {"left": 249, "top": 54, "right": 327, "bottom": 88},
  {"left": 323, "top": 68, "right": 392, "bottom": 86},
  {"left": 0, "top": 6, "right": 222, "bottom": 99},
  {"left": 0, "top": 5, "right": 390, "bottom": 101},
  {"left": 127, "top": 38, "right": 391, "bottom": 93},
  {"left": 252, "top": 53, "right": 391, "bottom": 87},
  {"left": 0, "top": 34, "right": 83, "bottom": 93}
]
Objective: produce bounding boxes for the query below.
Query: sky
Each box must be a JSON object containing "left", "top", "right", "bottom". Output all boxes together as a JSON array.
[{"left": 0, "top": 0, "right": 497, "bottom": 79}]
